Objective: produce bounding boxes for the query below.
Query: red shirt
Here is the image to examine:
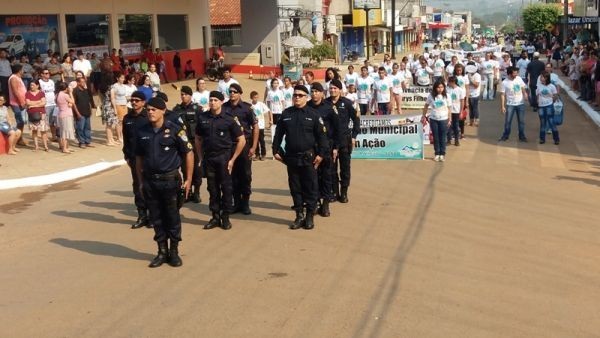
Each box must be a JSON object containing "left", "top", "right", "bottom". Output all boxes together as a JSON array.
[
  {"left": 144, "top": 51, "right": 155, "bottom": 64},
  {"left": 111, "top": 55, "right": 121, "bottom": 71},
  {"left": 155, "top": 53, "right": 164, "bottom": 63},
  {"left": 25, "top": 90, "right": 45, "bottom": 114}
]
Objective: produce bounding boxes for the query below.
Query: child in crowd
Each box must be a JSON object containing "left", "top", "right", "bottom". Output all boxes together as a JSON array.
[
  {"left": 568, "top": 58, "right": 579, "bottom": 91},
  {"left": 250, "top": 91, "right": 270, "bottom": 160},
  {"left": 0, "top": 95, "right": 22, "bottom": 155},
  {"left": 345, "top": 84, "right": 360, "bottom": 113}
]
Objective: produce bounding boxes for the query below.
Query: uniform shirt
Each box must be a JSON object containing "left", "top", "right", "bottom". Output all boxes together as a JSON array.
[
  {"left": 308, "top": 100, "right": 341, "bottom": 147},
  {"left": 223, "top": 100, "right": 257, "bottom": 139},
  {"left": 192, "top": 90, "right": 210, "bottom": 111},
  {"left": 135, "top": 120, "right": 192, "bottom": 174},
  {"left": 447, "top": 86, "right": 466, "bottom": 115},
  {"left": 373, "top": 76, "right": 393, "bottom": 103},
  {"left": 426, "top": 93, "right": 452, "bottom": 121},
  {"left": 217, "top": 78, "right": 239, "bottom": 102},
  {"left": 39, "top": 78, "right": 56, "bottom": 107},
  {"left": 344, "top": 72, "right": 359, "bottom": 86},
  {"left": 536, "top": 83, "right": 557, "bottom": 107},
  {"left": 122, "top": 108, "right": 149, "bottom": 161},
  {"left": 356, "top": 76, "right": 374, "bottom": 104},
  {"left": 272, "top": 105, "right": 329, "bottom": 158},
  {"left": 251, "top": 101, "right": 269, "bottom": 129},
  {"left": 327, "top": 96, "right": 360, "bottom": 145},
  {"left": 172, "top": 101, "right": 202, "bottom": 140},
  {"left": 500, "top": 76, "right": 527, "bottom": 106},
  {"left": 195, "top": 111, "right": 243, "bottom": 155},
  {"left": 282, "top": 86, "right": 294, "bottom": 108},
  {"left": 467, "top": 73, "right": 482, "bottom": 98}
]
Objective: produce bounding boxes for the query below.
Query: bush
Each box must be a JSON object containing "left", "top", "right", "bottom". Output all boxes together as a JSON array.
[{"left": 300, "top": 37, "right": 336, "bottom": 66}]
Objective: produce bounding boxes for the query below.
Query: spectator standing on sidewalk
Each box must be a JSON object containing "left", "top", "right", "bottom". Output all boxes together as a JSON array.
[
  {"left": 154, "top": 48, "right": 168, "bottom": 83},
  {"left": 173, "top": 52, "right": 182, "bottom": 81},
  {"left": 100, "top": 77, "right": 118, "bottom": 146},
  {"left": 146, "top": 63, "right": 161, "bottom": 92},
  {"left": 0, "top": 96, "right": 21, "bottom": 154},
  {"left": 55, "top": 82, "right": 76, "bottom": 153},
  {"left": 8, "top": 64, "right": 27, "bottom": 145},
  {"left": 61, "top": 55, "right": 75, "bottom": 83},
  {"left": 111, "top": 72, "right": 128, "bottom": 144},
  {"left": 39, "top": 67, "right": 58, "bottom": 141},
  {"left": 18, "top": 55, "right": 33, "bottom": 90},
  {"left": 25, "top": 80, "right": 48, "bottom": 151},
  {"left": 73, "top": 76, "right": 96, "bottom": 148},
  {"left": 137, "top": 75, "right": 154, "bottom": 102},
  {"left": 0, "top": 50, "right": 12, "bottom": 106}
]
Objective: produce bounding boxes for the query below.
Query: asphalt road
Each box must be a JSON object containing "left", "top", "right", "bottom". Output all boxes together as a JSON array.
[{"left": 1, "top": 95, "right": 600, "bottom": 337}]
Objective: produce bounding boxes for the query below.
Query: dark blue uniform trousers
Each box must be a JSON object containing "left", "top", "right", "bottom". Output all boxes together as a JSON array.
[
  {"left": 143, "top": 176, "right": 182, "bottom": 243},
  {"left": 205, "top": 153, "right": 234, "bottom": 213}
]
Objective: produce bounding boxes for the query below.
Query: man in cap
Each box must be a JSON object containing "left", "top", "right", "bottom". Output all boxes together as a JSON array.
[
  {"left": 326, "top": 79, "right": 360, "bottom": 203},
  {"left": 308, "top": 82, "right": 341, "bottom": 217},
  {"left": 526, "top": 51, "right": 546, "bottom": 111},
  {"left": 195, "top": 91, "right": 246, "bottom": 230},
  {"left": 172, "top": 85, "right": 203, "bottom": 203},
  {"left": 135, "top": 97, "right": 194, "bottom": 268},
  {"left": 223, "top": 83, "right": 258, "bottom": 215},
  {"left": 273, "top": 85, "right": 329, "bottom": 230},
  {"left": 123, "top": 91, "right": 151, "bottom": 229}
]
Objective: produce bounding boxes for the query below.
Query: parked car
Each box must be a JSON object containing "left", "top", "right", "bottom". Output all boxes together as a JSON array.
[{"left": 0, "top": 34, "right": 26, "bottom": 56}]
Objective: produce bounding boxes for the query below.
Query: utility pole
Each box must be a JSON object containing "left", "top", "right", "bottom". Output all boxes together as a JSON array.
[
  {"left": 391, "top": 0, "right": 396, "bottom": 59},
  {"left": 365, "top": 5, "right": 371, "bottom": 59},
  {"left": 562, "top": 0, "right": 569, "bottom": 44}
]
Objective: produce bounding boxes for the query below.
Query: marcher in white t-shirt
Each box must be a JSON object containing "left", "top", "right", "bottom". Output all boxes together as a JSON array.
[
  {"left": 466, "top": 65, "right": 481, "bottom": 126},
  {"left": 344, "top": 65, "right": 359, "bottom": 87},
  {"left": 356, "top": 66, "right": 374, "bottom": 115},
  {"left": 422, "top": 79, "right": 452, "bottom": 161},
  {"left": 415, "top": 58, "right": 433, "bottom": 86},
  {"left": 499, "top": 67, "right": 529, "bottom": 142},
  {"left": 282, "top": 77, "right": 294, "bottom": 108},
  {"left": 390, "top": 63, "right": 406, "bottom": 114},
  {"left": 446, "top": 76, "right": 466, "bottom": 146},
  {"left": 266, "top": 78, "right": 284, "bottom": 124},
  {"left": 373, "top": 67, "right": 393, "bottom": 115},
  {"left": 192, "top": 78, "right": 210, "bottom": 111},
  {"left": 250, "top": 90, "right": 270, "bottom": 160},
  {"left": 217, "top": 68, "right": 239, "bottom": 102},
  {"left": 535, "top": 72, "right": 560, "bottom": 144}
]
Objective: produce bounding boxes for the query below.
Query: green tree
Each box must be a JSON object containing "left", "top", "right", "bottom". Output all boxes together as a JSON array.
[
  {"left": 300, "top": 37, "right": 336, "bottom": 66},
  {"left": 522, "top": 3, "right": 562, "bottom": 34},
  {"left": 500, "top": 22, "right": 517, "bottom": 35}
]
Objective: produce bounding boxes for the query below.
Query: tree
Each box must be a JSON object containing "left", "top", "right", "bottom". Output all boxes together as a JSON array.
[
  {"left": 521, "top": 3, "right": 562, "bottom": 34},
  {"left": 500, "top": 22, "right": 517, "bottom": 35},
  {"left": 300, "top": 37, "right": 335, "bottom": 66}
]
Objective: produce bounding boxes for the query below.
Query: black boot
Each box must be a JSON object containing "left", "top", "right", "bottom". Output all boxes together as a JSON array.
[
  {"left": 204, "top": 212, "right": 221, "bottom": 230},
  {"left": 190, "top": 185, "right": 201, "bottom": 203},
  {"left": 148, "top": 241, "right": 169, "bottom": 268},
  {"left": 332, "top": 184, "right": 340, "bottom": 203},
  {"left": 319, "top": 200, "right": 330, "bottom": 217},
  {"left": 240, "top": 195, "right": 251, "bottom": 215},
  {"left": 303, "top": 212, "right": 315, "bottom": 230},
  {"left": 231, "top": 195, "right": 241, "bottom": 214},
  {"left": 339, "top": 187, "right": 349, "bottom": 203},
  {"left": 291, "top": 209, "right": 305, "bottom": 230},
  {"left": 131, "top": 209, "right": 149, "bottom": 229},
  {"left": 221, "top": 212, "right": 232, "bottom": 230},
  {"left": 168, "top": 240, "right": 183, "bottom": 267}
]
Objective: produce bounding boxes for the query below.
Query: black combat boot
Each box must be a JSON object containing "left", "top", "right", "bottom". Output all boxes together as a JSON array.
[
  {"left": 231, "top": 195, "right": 241, "bottom": 214},
  {"left": 339, "top": 187, "right": 349, "bottom": 203},
  {"left": 291, "top": 209, "right": 305, "bottom": 230},
  {"left": 240, "top": 195, "right": 251, "bottom": 215},
  {"left": 303, "top": 212, "right": 315, "bottom": 230},
  {"left": 190, "top": 185, "right": 201, "bottom": 203},
  {"left": 221, "top": 212, "right": 232, "bottom": 230},
  {"left": 319, "top": 200, "right": 330, "bottom": 217},
  {"left": 148, "top": 241, "right": 169, "bottom": 268},
  {"left": 168, "top": 240, "right": 183, "bottom": 267},
  {"left": 131, "top": 209, "right": 149, "bottom": 229},
  {"left": 332, "top": 184, "right": 340, "bottom": 203},
  {"left": 204, "top": 212, "right": 221, "bottom": 230}
]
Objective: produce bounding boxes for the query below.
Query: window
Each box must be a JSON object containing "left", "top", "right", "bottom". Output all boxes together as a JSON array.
[
  {"left": 118, "top": 15, "right": 151, "bottom": 57},
  {"left": 157, "top": 15, "right": 189, "bottom": 50},
  {"left": 66, "top": 14, "right": 110, "bottom": 49}
]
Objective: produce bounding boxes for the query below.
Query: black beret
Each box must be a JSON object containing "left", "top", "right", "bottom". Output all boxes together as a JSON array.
[
  {"left": 147, "top": 97, "right": 167, "bottom": 110},
  {"left": 329, "top": 79, "right": 343, "bottom": 90},
  {"left": 311, "top": 82, "right": 324, "bottom": 92},
  {"left": 130, "top": 91, "right": 146, "bottom": 101},
  {"left": 293, "top": 85, "right": 309, "bottom": 95},
  {"left": 155, "top": 91, "right": 169, "bottom": 102},
  {"left": 180, "top": 85, "right": 193, "bottom": 96},
  {"left": 229, "top": 83, "right": 243, "bottom": 94},
  {"left": 209, "top": 90, "right": 225, "bottom": 101}
]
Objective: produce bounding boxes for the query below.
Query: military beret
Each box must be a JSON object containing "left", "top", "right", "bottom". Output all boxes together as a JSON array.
[
  {"left": 209, "top": 90, "right": 225, "bottom": 101},
  {"left": 329, "top": 79, "right": 343, "bottom": 89},
  {"left": 130, "top": 91, "right": 146, "bottom": 101},
  {"left": 180, "top": 85, "right": 193, "bottom": 96},
  {"left": 147, "top": 97, "right": 167, "bottom": 110},
  {"left": 293, "top": 85, "right": 309, "bottom": 95},
  {"left": 229, "top": 83, "right": 243, "bottom": 94},
  {"left": 311, "top": 82, "right": 324, "bottom": 92},
  {"left": 155, "top": 91, "right": 169, "bottom": 102}
]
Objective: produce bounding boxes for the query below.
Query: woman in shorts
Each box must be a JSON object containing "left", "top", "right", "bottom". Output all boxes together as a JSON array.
[
  {"left": 0, "top": 95, "right": 22, "bottom": 155},
  {"left": 110, "top": 72, "right": 127, "bottom": 144}
]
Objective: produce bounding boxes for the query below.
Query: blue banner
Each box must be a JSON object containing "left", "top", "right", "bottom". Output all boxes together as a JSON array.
[
  {"left": 354, "top": 115, "right": 424, "bottom": 160},
  {"left": 0, "top": 15, "right": 59, "bottom": 58}
]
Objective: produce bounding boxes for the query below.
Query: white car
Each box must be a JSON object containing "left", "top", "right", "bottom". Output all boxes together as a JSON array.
[{"left": 0, "top": 34, "right": 26, "bottom": 56}]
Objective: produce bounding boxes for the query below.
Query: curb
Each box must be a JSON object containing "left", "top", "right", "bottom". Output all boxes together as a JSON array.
[
  {"left": 0, "top": 159, "right": 126, "bottom": 191},
  {"left": 556, "top": 78, "right": 600, "bottom": 127}
]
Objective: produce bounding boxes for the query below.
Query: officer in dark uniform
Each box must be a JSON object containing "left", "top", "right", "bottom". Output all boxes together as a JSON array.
[
  {"left": 122, "top": 90, "right": 151, "bottom": 229},
  {"left": 273, "top": 85, "right": 329, "bottom": 230},
  {"left": 307, "top": 82, "right": 341, "bottom": 218},
  {"left": 195, "top": 91, "right": 246, "bottom": 230},
  {"left": 223, "top": 83, "right": 258, "bottom": 215},
  {"left": 326, "top": 79, "right": 360, "bottom": 203},
  {"left": 156, "top": 91, "right": 186, "bottom": 127},
  {"left": 135, "top": 97, "right": 194, "bottom": 268},
  {"left": 172, "top": 85, "right": 203, "bottom": 203}
]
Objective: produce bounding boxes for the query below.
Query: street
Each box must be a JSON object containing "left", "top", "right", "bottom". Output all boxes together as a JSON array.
[{"left": 1, "top": 95, "right": 600, "bottom": 337}]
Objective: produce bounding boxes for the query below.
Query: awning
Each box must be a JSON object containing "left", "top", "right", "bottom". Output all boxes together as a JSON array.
[{"left": 428, "top": 22, "right": 452, "bottom": 29}]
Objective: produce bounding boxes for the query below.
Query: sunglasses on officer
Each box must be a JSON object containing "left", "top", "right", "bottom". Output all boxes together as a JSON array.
[
  {"left": 292, "top": 93, "right": 307, "bottom": 98},
  {"left": 229, "top": 89, "right": 239, "bottom": 94}
]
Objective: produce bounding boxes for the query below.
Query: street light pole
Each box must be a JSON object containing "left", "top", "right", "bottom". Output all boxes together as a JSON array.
[
  {"left": 365, "top": 5, "right": 371, "bottom": 59},
  {"left": 391, "top": 0, "right": 396, "bottom": 59},
  {"left": 563, "top": 0, "right": 569, "bottom": 45}
]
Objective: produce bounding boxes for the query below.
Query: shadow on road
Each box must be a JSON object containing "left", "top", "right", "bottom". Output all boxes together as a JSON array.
[
  {"left": 49, "top": 238, "right": 154, "bottom": 261},
  {"left": 105, "top": 190, "right": 132, "bottom": 198},
  {"left": 52, "top": 210, "right": 131, "bottom": 225},
  {"left": 252, "top": 188, "right": 291, "bottom": 197}
]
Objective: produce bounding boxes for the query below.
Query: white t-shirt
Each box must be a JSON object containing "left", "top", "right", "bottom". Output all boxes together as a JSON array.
[
  {"left": 481, "top": 59, "right": 495, "bottom": 75},
  {"left": 499, "top": 59, "right": 512, "bottom": 79},
  {"left": 73, "top": 59, "right": 92, "bottom": 77},
  {"left": 192, "top": 90, "right": 210, "bottom": 110},
  {"left": 456, "top": 75, "right": 469, "bottom": 93},
  {"left": 416, "top": 66, "right": 433, "bottom": 86},
  {"left": 356, "top": 76, "right": 374, "bottom": 104},
  {"left": 282, "top": 86, "right": 293, "bottom": 108},
  {"left": 445, "top": 62, "right": 458, "bottom": 76},
  {"left": 373, "top": 76, "right": 393, "bottom": 103},
  {"left": 146, "top": 71, "right": 161, "bottom": 91},
  {"left": 467, "top": 73, "right": 481, "bottom": 98},
  {"left": 390, "top": 72, "right": 404, "bottom": 94},
  {"left": 217, "top": 78, "right": 239, "bottom": 102},
  {"left": 345, "top": 72, "right": 359, "bottom": 86},
  {"left": 536, "top": 73, "right": 559, "bottom": 88},
  {"left": 432, "top": 59, "right": 445, "bottom": 77},
  {"left": 266, "top": 89, "right": 284, "bottom": 115},
  {"left": 536, "top": 83, "right": 557, "bottom": 107},
  {"left": 426, "top": 93, "right": 452, "bottom": 121},
  {"left": 447, "top": 86, "right": 466, "bottom": 115},
  {"left": 125, "top": 84, "right": 137, "bottom": 108},
  {"left": 39, "top": 78, "right": 56, "bottom": 106},
  {"left": 251, "top": 101, "right": 269, "bottom": 129},
  {"left": 516, "top": 58, "right": 530, "bottom": 79},
  {"left": 500, "top": 76, "right": 527, "bottom": 106}
]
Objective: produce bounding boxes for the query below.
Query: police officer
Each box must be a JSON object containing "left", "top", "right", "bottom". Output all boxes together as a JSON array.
[
  {"left": 326, "top": 79, "right": 360, "bottom": 203},
  {"left": 156, "top": 91, "right": 185, "bottom": 127},
  {"left": 135, "top": 97, "right": 194, "bottom": 268},
  {"left": 195, "top": 91, "right": 246, "bottom": 230},
  {"left": 172, "top": 85, "right": 203, "bottom": 203},
  {"left": 308, "top": 82, "right": 341, "bottom": 218},
  {"left": 223, "top": 83, "right": 258, "bottom": 215},
  {"left": 122, "top": 90, "right": 151, "bottom": 229},
  {"left": 273, "top": 85, "right": 329, "bottom": 230}
]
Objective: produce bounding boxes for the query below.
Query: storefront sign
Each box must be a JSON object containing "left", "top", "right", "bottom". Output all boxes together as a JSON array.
[
  {"left": 0, "top": 15, "right": 59, "bottom": 58},
  {"left": 564, "top": 16, "right": 599, "bottom": 25},
  {"left": 121, "top": 42, "right": 143, "bottom": 57},
  {"left": 78, "top": 45, "right": 109, "bottom": 57},
  {"left": 354, "top": 115, "right": 424, "bottom": 160}
]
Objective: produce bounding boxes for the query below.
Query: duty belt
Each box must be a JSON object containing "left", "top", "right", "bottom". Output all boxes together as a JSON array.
[{"left": 146, "top": 170, "right": 181, "bottom": 181}]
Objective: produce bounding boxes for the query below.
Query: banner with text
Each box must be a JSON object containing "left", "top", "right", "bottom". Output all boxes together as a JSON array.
[
  {"left": 354, "top": 115, "right": 424, "bottom": 160},
  {"left": 402, "top": 85, "right": 431, "bottom": 110},
  {"left": 0, "top": 15, "right": 59, "bottom": 59}
]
